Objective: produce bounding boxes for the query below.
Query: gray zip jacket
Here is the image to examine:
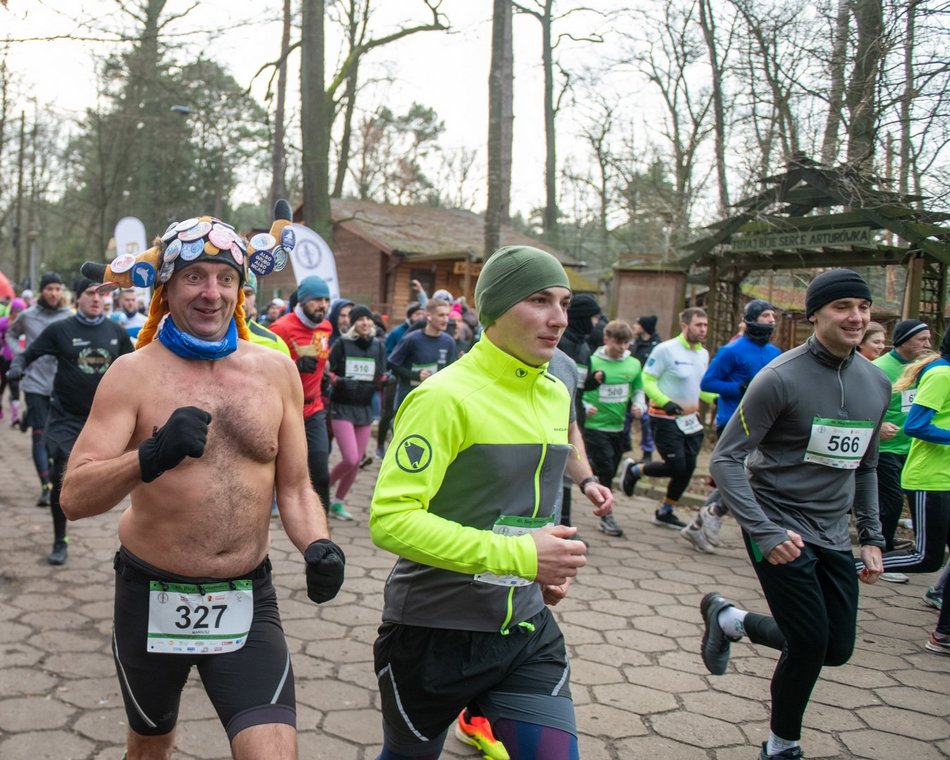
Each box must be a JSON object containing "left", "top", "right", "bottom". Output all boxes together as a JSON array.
[
  {"left": 711, "top": 335, "right": 890, "bottom": 558},
  {"left": 5, "top": 303, "right": 72, "bottom": 396}
]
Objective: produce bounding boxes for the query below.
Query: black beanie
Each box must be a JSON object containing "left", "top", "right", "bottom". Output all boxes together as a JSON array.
[
  {"left": 744, "top": 299, "right": 774, "bottom": 324},
  {"left": 405, "top": 301, "right": 423, "bottom": 320},
  {"left": 637, "top": 315, "right": 658, "bottom": 335},
  {"left": 72, "top": 277, "right": 98, "bottom": 298},
  {"left": 805, "top": 269, "right": 872, "bottom": 317},
  {"left": 40, "top": 272, "right": 63, "bottom": 289},
  {"left": 892, "top": 319, "right": 928, "bottom": 347},
  {"left": 568, "top": 294, "right": 600, "bottom": 319},
  {"left": 348, "top": 304, "right": 374, "bottom": 324}
]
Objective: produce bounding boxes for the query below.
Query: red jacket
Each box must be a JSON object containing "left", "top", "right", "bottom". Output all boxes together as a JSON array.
[{"left": 270, "top": 312, "right": 333, "bottom": 418}]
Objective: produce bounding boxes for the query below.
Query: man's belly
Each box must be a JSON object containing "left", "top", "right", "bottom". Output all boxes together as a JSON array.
[{"left": 118, "top": 476, "right": 273, "bottom": 577}]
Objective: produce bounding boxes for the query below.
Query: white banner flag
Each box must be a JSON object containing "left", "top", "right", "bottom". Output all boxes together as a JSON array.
[
  {"left": 114, "top": 216, "right": 148, "bottom": 257},
  {"left": 288, "top": 224, "right": 340, "bottom": 302}
]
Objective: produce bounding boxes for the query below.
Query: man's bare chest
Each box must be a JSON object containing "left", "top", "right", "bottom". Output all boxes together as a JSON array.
[{"left": 138, "top": 365, "right": 281, "bottom": 465}]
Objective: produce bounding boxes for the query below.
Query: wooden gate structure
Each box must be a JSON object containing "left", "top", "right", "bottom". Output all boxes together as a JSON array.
[{"left": 678, "top": 157, "right": 950, "bottom": 351}]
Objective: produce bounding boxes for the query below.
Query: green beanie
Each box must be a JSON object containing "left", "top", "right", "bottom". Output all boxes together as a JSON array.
[{"left": 475, "top": 246, "right": 571, "bottom": 326}]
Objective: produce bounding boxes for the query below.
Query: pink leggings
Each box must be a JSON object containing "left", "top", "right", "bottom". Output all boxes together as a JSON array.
[{"left": 330, "top": 418, "right": 373, "bottom": 500}]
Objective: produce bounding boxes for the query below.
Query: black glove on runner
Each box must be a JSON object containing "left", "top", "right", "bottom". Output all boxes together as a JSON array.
[
  {"left": 304, "top": 539, "right": 346, "bottom": 604},
  {"left": 138, "top": 406, "right": 212, "bottom": 483},
  {"left": 296, "top": 355, "right": 318, "bottom": 374},
  {"left": 662, "top": 401, "right": 685, "bottom": 416}
]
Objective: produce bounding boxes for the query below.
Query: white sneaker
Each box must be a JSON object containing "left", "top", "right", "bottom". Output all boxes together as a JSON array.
[
  {"left": 701, "top": 505, "right": 722, "bottom": 547},
  {"left": 681, "top": 523, "right": 715, "bottom": 554},
  {"left": 880, "top": 571, "right": 909, "bottom": 583}
]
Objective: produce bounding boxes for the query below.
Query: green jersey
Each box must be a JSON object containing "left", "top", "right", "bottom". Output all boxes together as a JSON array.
[
  {"left": 872, "top": 349, "right": 913, "bottom": 454},
  {"left": 582, "top": 348, "right": 644, "bottom": 432},
  {"left": 902, "top": 364, "right": 950, "bottom": 491}
]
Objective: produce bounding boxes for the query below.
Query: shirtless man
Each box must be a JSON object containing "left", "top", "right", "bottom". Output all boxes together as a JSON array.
[{"left": 61, "top": 215, "right": 345, "bottom": 760}]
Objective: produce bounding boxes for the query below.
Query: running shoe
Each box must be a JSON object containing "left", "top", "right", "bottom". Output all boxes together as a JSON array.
[
  {"left": 922, "top": 586, "right": 943, "bottom": 610},
  {"left": 681, "top": 523, "right": 715, "bottom": 554},
  {"left": 329, "top": 501, "right": 354, "bottom": 521},
  {"left": 700, "top": 504, "right": 723, "bottom": 546},
  {"left": 36, "top": 484, "right": 51, "bottom": 507},
  {"left": 925, "top": 631, "right": 950, "bottom": 656},
  {"left": 700, "top": 591, "right": 738, "bottom": 675},
  {"left": 358, "top": 454, "right": 374, "bottom": 469},
  {"left": 758, "top": 742, "right": 804, "bottom": 759},
  {"left": 652, "top": 509, "right": 686, "bottom": 529},
  {"left": 47, "top": 539, "right": 68, "bottom": 566},
  {"left": 620, "top": 457, "right": 640, "bottom": 497},
  {"left": 454, "top": 709, "right": 510, "bottom": 760},
  {"left": 879, "top": 572, "right": 909, "bottom": 584},
  {"left": 598, "top": 514, "right": 624, "bottom": 537}
]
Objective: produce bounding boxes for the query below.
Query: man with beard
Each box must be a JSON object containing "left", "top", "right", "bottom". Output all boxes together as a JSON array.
[
  {"left": 271, "top": 275, "right": 335, "bottom": 513},
  {"left": 5, "top": 272, "right": 72, "bottom": 505},
  {"left": 621, "top": 308, "right": 716, "bottom": 529},
  {"left": 8, "top": 276, "right": 133, "bottom": 564}
]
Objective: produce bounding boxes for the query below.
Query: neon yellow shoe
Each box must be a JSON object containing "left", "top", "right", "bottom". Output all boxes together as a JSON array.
[{"left": 454, "top": 709, "right": 510, "bottom": 760}]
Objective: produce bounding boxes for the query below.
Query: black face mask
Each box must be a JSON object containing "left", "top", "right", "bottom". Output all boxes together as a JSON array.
[{"left": 745, "top": 320, "right": 774, "bottom": 345}]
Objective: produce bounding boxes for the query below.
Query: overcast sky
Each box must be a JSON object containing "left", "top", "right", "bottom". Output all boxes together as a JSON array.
[{"left": 4, "top": 1, "right": 631, "bottom": 217}]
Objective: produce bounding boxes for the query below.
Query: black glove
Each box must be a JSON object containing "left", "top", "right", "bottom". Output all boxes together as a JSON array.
[
  {"left": 296, "top": 355, "right": 318, "bottom": 374},
  {"left": 138, "top": 406, "right": 212, "bottom": 483},
  {"left": 6, "top": 363, "right": 23, "bottom": 381},
  {"left": 662, "top": 401, "right": 685, "bottom": 416},
  {"left": 304, "top": 539, "right": 346, "bottom": 603}
]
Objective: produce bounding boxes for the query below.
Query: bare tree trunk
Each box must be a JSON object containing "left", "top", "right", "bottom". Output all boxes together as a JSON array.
[
  {"left": 301, "top": 0, "right": 333, "bottom": 240},
  {"left": 819, "top": 0, "right": 849, "bottom": 166},
  {"left": 698, "top": 0, "right": 729, "bottom": 216},
  {"left": 899, "top": 0, "right": 919, "bottom": 196},
  {"left": 332, "top": 0, "right": 368, "bottom": 198},
  {"left": 540, "top": 0, "right": 558, "bottom": 243},
  {"left": 485, "top": 0, "right": 513, "bottom": 258},
  {"left": 845, "top": 0, "right": 883, "bottom": 169},
  {"left": 14, "top": 112, "right": 25, "bottom": 283},
  {"left": 269, "top": 0, "right": 291, "bottom": 210},
  {"left": 128, "top": 0, "right": 166, "bottom": 231}
]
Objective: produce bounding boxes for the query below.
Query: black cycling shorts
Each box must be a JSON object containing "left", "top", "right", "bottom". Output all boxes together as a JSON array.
[
  {"left": 374, "top": 607, "right": 575, "bottom": 755},
  {"left": 111, "top": 547, "right": 295, "bottom": 740}
]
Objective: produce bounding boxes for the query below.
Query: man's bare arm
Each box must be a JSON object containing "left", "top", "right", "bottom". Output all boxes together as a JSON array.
[
  {"left": 60, "top": 355, "right": 143, "bottom": 519},
  {"left": 273, "top": 356, "right": 331, "bottom": 553}
]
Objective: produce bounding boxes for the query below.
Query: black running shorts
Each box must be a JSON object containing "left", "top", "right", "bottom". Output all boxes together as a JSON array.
[
  {"left": 374, "top": 607, "right": 575, "bottom": 754},
  {"left": 111, "top": 547, "right": 295, "bottom": 740}
]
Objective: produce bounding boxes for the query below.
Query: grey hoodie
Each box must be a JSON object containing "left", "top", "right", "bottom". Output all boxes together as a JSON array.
[
  {"left": 5, "top": 301, "right": 72, "bottom": 395},
  {"left": 710, "top": 335, "right": 890, "bottom": 558}
]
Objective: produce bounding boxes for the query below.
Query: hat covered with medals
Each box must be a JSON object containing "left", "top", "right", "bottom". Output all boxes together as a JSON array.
[{"left": 80, "top": 200, "right": 297, "bottom": 347}]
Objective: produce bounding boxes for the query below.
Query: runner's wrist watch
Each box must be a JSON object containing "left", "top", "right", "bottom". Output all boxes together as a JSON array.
[{"left": 578, "top": 476, "right": 598, "bottom": 493}]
